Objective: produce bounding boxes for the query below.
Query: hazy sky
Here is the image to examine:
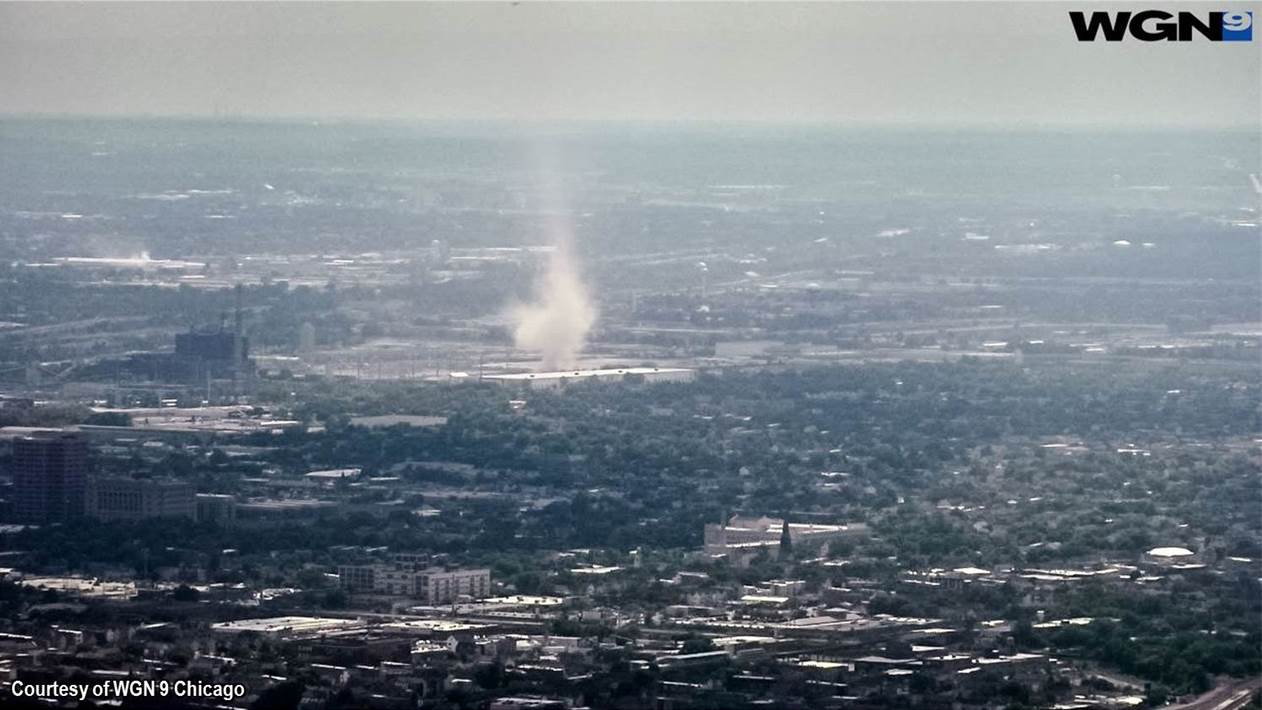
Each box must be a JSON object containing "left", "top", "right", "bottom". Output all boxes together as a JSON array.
[{"left": 1, "top": 2, "right": 1259, "bottom": 127}]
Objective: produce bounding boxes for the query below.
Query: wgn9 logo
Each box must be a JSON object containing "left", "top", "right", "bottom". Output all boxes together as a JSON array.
[{"left": 1070, "top": 10, "right": 1253, "bottom": 41}]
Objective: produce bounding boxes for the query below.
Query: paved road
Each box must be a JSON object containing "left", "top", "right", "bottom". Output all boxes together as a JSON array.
[{"left": 1167, "top": 678, "right": 1261, "bottom": 710}]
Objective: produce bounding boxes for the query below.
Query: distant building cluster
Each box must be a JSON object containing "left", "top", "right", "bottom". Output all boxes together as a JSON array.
[
  {"left": 704, "top": 514, "right": 869, "bottom": 565},
  {"left": 125, "top": 327, "right": 254, "bottom": 384},
  {"left": 338, "top": 554, "right": 491, "bottom": 603},
  {"left": 102, "top": 285, "right": 256, "bottom": 388},
  {"left": 6, "top": 431, "right": 236, "bottom": 525}
]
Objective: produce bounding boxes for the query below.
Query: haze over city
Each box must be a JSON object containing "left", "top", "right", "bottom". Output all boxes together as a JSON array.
[
  {"left": 0, "top": 2, "right": 1258, "bottom": 710},
  {"left": 2, "top": 2, "right": 1259, "bottom": 126}
]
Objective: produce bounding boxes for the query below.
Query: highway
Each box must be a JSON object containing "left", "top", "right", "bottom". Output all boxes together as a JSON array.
[{"left": 1167, "top": 678, "right": 1260, "bottom": 710}]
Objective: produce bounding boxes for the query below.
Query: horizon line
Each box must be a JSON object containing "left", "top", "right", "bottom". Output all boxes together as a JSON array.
[{"left": 1, "top": 112, "right": 1257, "bottom": 133}]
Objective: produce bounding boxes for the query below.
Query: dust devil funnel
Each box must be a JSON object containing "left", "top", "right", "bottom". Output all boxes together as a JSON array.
[
  {"left": 510, "top": 151, "right": 597, "bottom": 370},
  {"left": 512, "top": 245, "right": 596, "bottom": 370}
]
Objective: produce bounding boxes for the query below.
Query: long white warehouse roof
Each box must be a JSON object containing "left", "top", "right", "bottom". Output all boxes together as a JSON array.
[{"left": 484, "top": 367, "right": 692, "bottom": 381}]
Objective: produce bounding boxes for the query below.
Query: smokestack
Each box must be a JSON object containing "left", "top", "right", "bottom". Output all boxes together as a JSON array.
[{"left": 233, "top": 284, "right": 243, "bottom": 336}]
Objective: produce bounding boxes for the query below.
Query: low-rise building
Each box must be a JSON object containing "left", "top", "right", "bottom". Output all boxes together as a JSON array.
[
  {"left": 195, "top": 493, "right": 237, "bottom": 524},
  {"left": 338, "top": 555, "right": 491, "bottom": 602},
  {"left": 86, "top": 477, "right": 195, "bottom": 521},
  {"left": 703, "top": 515, "right": 868, "bottom": 559},
  {"left": 417, "top": 568, "right": 491, "bottom": 604}
]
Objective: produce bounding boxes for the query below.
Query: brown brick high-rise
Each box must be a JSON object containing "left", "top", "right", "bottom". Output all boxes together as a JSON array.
[{"left": 13, "top": 433, "right": 88, "bottom": 524}]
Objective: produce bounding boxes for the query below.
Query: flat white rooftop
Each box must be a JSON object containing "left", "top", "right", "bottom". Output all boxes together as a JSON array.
[
  {"left": 570, "top": 565, "right": 622, "bottom": 575},
  {"left": 381, "top": 619, "right": 489, "bottom": 634},
  {"left": 472, "top": 595, "right": 565, "bottom": 607},
  {"left": 1147, "top": 546, "right": 1194, "bottom": 558},
  {"left": 19, "top": 576, "right": 137, "bottom": 599},
  {"left": 306, "top": 468, "right": 361, "bottom": 479},
  {"left": 210, "top": 616, "right": 361, "bottom": 635},
  {"left": 484, "top": 367, "right": 693, "bottom": 381}
]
